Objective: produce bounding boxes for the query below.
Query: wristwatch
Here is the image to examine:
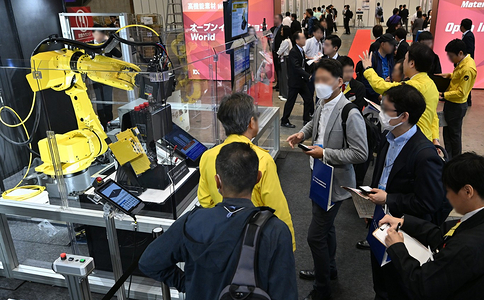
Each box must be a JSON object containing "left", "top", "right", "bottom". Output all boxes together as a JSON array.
[{"left": 364, "top": 66, "right": 373, "bottom": 71}]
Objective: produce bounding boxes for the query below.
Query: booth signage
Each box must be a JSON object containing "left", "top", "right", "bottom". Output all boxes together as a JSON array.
[{"left": 67, "top": 6, "right": 94, "bottom": 43}]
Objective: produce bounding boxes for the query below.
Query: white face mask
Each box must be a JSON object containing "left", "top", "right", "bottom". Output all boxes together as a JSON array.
[
  {"left": 315, "top": 82, "right": 338, "bottom": 100},
  {"left": 379, "top": 110, "right": 403, "bottom": 132}
]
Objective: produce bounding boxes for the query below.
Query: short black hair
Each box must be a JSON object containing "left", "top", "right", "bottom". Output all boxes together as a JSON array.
[
  {"left": 286, "top": 11, "right": 291, "bottom": 16},
  {"left": 292, "top": 31, "right": 303, "bottom": 43},
  {"left": 383, "top": 85, "right": 426, "bottom": 125},
  {"left": 394, "top": 28, "right": 407, "bottom": 39},
  {"left": 337, "top": 55, "right": 354, "bottom": 68},
  {"left": 317, "top": 7, "right": 322, "bottom": 11},
  {"left": 291, "top": 13, "right": 297, "bottom": 19},
  {"left": 443, "top": 152, "right": 484, "bottom": 197},
  {"left": 461, "top": 18, "right": 472, "bottom": 30},
  {"left": 216, "top": 142, "right": 259, "bottom": 195},
  {"left": 377, "top": 2, "right": 381, "bottom": 6},
  {"left": 373, "top": 25, "right": 383, "bottom": 38},
  {"left": 445, "top": 39, "right": 467, "bottom": 55},
  {"left": 325, "top": 34, "right": 342, "bottom": 50},
  {"left": 217, "top": 93, "right": 257, "bottom": 136},
  {"left": 416, "top": 5, "right": 421, "bottom": 11},
  {"left": 393, "top": 8, "right": 399, "bottom": 14},
  {"left": 417, "top": 31, "right": 434, "bottom": 41},
  {"left": 407, "top": 42, "right": 434, "bottom": 73},
  {"left": 281, "top": 25, "right": 291, "bottom": 39},
  {"left": 93, "top": 24, "right": 106, "bottom": 33},
  {"left": 403, "top": 4, "right": 406, "bottom": 7},
  {"left": 313, "top": 24, "right": 323, "bottom": 33},
  {"left": 417, "top": 11, "right": 422, "bottom": 18},
  {"left": 322, "top": 5, "right": 325, "bottom": 8},
  {"left": 306, "top": 8, "right": 314, "bottom": 16},
  {"left": 314, "top": 58, "right": 343, "bottom": 79}
]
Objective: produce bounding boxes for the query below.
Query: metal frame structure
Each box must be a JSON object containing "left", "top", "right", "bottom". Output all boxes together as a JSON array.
[
  {"left": 0, "top": 199, "right": 192, "bottom": 299},
  {"left": 58, "top": 12, "right": 136, "bottom": 102}
]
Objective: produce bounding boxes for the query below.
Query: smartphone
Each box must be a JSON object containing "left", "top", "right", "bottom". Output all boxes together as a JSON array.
[
  {"left": 298, "top": 143, "right": 312, "bottom": 151},
  {"left": 95, "top": 179, "right": 145, "bottom": 216}
]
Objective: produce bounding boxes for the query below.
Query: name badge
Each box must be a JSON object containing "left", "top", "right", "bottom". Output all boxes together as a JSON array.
[{"left": 348, "top": 95, "right": 356, "bottom": 101}]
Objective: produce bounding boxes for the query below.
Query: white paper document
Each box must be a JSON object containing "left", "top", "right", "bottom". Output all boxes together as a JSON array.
[{"left": 341, "top": 186, "right": 375, "bottom": 219}]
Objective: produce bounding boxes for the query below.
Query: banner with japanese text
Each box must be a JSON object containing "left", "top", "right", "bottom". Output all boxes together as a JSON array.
[
  {"left": 433, "top": 0, "right": 484, "bottom": 88},
  {"left": 66, "top": 6, "right": 93, "bottom": 42},
  {"left": 182, "top": 0, "right": 274, "bottom": 80}
]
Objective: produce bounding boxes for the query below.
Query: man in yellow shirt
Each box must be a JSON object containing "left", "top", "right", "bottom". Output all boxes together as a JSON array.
[
  {"left": 360, "top": 43, "right": 441, "bottom": 146},
  {"left": 438, "top": 39, "right": 477, "bottom": 158},
  {"left": 198, "top": 93, "right": 296, "bottom": 250}
]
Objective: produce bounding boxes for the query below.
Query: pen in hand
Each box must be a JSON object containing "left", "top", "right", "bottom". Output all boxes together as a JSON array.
[{"left": 396, "top": 222, "right": 401, "bottom": 232}]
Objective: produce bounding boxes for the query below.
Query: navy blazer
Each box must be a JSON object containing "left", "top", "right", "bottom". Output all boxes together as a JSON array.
[
  {"left": 462, "top": 31, "right": 475, "bottom": 59},
  {"left": 287, "top": 46, "right": 311, "bottom": 88},
  {"left": 371, "top": 127, "right": 445, "bottom": 221}
]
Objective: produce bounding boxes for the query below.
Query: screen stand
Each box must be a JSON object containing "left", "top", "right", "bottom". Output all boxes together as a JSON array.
[{"left": 103, "top": 204, "right": 127, "bottom": 300}]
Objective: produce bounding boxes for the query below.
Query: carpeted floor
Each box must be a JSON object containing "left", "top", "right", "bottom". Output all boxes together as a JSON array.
[{"left": 276, "top": 151, "right": 375, "bottom": 300}]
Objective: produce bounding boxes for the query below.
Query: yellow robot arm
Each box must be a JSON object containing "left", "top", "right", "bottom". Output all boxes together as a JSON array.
[{"left": 25, "top": 49, "right": 141, "bottom": 176}]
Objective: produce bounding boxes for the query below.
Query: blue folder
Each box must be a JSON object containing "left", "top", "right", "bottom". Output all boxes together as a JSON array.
[
  {"left": 310, "top": 159, "right": 334, "bottom": 211},
  {"left": 367, "top": 205, "right": 392, "bottom": 266}
]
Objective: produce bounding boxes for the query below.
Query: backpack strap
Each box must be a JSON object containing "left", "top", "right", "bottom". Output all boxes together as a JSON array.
[
  {"left": 230, "top": 208, "right": 274, "bottom": 288},
  {"left": 341, "top": 102, "right": 359, "bottom": 147}
]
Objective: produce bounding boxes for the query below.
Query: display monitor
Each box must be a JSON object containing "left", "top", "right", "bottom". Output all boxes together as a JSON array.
[
  {"left": 231, "top": 0, "right": 248, "bottom": 38},
  {"left": 163, "top": 124, "right": 207, "bottom": 162},
  {"left": 95, "top": 179, "right": 145, "bottom": 216}
]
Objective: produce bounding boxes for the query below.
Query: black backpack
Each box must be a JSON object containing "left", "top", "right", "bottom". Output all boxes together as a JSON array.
[
  {"left": 219, "top": 209, "right": 274, "bottom": 300},
  {"left": 341, "top": 103, "right": 381, "bottom": 160}
]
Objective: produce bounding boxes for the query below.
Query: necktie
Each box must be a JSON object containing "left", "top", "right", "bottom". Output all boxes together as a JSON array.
[
  {"left": 342, "top": 83, "right": 346, "bottom": 92},
  {"left": 444, "top": 220, "right": 461, "bottom": 237}
]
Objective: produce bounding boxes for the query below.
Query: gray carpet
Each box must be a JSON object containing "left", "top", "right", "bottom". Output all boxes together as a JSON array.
[{"left": 276, "top": 150, "right": 375, "bottom": 300}]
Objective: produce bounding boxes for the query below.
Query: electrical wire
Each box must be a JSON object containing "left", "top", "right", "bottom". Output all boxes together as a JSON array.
[
  {"left": 0, "top": 92, "right": 36, "bottom": 128},
  {"left": 115, "top": 24, "right": 160, "bottom": 37},
  {"left": 0, "top": 105, "right": 44, "bottom": 201}
]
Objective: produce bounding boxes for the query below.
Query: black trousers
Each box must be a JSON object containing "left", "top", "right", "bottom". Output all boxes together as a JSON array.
[
  {"left": 272, "top": 50, "right": 281, "bottom": 85},
  {"left": 308, "top": 201, "right": 342, "bottom": 297},
  {"left": 371, "top": 251, "right": 412, "bottom": 300},
  {"left": 282, "top": 83, "right": 314, "bottom": 123},
  {"left": 443, "top": 101, "right": 467, "bottom": 159},
  {"left": 93, "top": 83, "right": 114, "bottom": 130},
  {"left": 344, "top": 19, "right": 350, "bottom": 33},
  {"left": 333, "top": 21, "right": 337, "bottom": 32}
]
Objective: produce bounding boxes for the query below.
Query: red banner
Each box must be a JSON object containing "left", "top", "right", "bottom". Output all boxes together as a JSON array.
[
  {"left": 67, "top": 7, "right": 94, "bottom": 43},
  {"left": 433, "top": 0, "right": 484, "bottom": 88},
  {"left": 182, "top": 0, "right": 274, "bottom": 80}
]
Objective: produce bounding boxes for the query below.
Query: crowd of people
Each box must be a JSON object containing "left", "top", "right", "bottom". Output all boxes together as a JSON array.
[{"left": 136, "top": 7, "right": 481, "bottom": 300}]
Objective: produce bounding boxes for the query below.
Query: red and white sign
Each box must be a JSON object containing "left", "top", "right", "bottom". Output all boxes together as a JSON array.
[{"left": 67, "top": 7, "right": 94, "bottom": 43}]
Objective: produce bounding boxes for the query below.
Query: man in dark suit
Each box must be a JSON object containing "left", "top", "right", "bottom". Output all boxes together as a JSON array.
[
  {"left": 281, "top": 32, "right": 314, "bottom": 128},
  {"left": 394, "top": 28, "right": 409, "bottom": 61},
  {"left": 380, "top": 152, "right": 484, "bottom": 300},
  {"left": 290, "top": 13, "right": 302, "bottom": 35},
  {"left": 417, "top": 31, "right": 442, "bottom": 75},
  {"left": 338, "top": 56, "right": 366, "bottom": 111},
  {"left": 460, "top": 18, "right": 475, "bottom": 106},
  {"left": 271, "top": 14, "right": 284, "bottom": 90},
  {"left": 400, "top": 4, "right": 409, "bottom": 32},
  {"left": 91, "top": 25, "right": 122, "bottom": 130},
  {"left": 367, "top": 84, "right": 446, "bottom": 300},
  {"left": 343, "top": 5, "right": 353, "bottom": 35}
]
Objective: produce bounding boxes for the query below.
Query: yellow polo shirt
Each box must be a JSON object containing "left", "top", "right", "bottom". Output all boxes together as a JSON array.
[
  {"left": 364, "top": 69, "right": 440, "bottom": 141},
  {"left": 197, "top": 134, "right": 296, "bottom": 250}
]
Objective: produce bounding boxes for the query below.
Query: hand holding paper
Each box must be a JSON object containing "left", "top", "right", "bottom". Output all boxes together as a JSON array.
[{"left": 386, "top": 227, "right": 404, "bottom": 247}]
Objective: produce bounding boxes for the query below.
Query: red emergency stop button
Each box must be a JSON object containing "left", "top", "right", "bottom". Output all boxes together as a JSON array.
[
  {"left": 96, "top": 177, "right": 103, "bottom": 183},
  {"left": 60, "top": 253, "right": 67, "bottom": 260}
]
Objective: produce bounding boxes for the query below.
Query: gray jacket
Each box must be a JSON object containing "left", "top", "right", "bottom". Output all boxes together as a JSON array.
[{"left": 300, "top": 95, "right": 368, "bottom": 201}]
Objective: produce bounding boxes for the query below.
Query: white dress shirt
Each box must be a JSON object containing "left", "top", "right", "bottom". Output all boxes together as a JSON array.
[
  {"left": 304, "top": 37, "right": 323, "bottom": 59},
  {"left": 282, "top": 16, "right": 292, "bottom": 26},
  {"left": 277, "top": 38, "right": 293, "bottom": 58},
  {"left": 461, "top": 207, "right": 484, "bottom": 223},
  {"left": 462, "top": 30, "right": 470, "bottom": 38},
  {"left": 410, "top": 12, "right": 418, "bottom": 23},
  {"left": 310, "top": 92, "right": 344, "bottom": 168}
]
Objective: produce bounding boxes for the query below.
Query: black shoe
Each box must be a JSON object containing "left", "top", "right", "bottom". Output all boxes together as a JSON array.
[
  {"left": 281, "top": 122, "right": 296, "bottom": 128},
  {"left": 273, "top": 85, "right": 279, "bottom": 90},
  {"left": 304, "top": 289, "right": 332, "bottom": 300},
  {"left": 356, "top": 240, "right": 371, "bottom": 250},
  {"left": 330, "top": 270, "right": 338, "bottom": 281},
  {"left": 299, "top": 270, "right": 315, "bottom": 280}
]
